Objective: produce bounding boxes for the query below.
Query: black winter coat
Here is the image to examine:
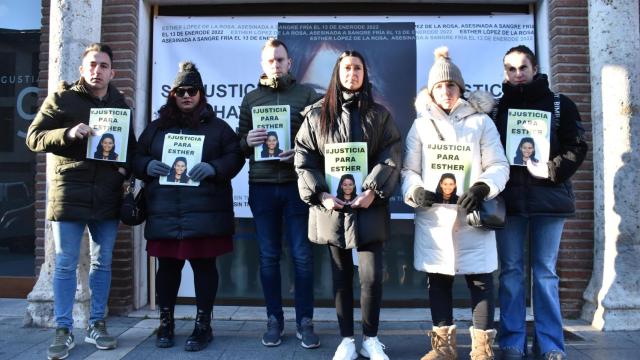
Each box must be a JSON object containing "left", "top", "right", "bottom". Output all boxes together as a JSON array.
[
  {"left": 295, "top": 97, "right": 402, "bottom": 249},
  {"left": 26, "top": 81, "right": 136, "bottom": 221},
  {"left": 494, "top": 74, "right": 588, "bottom": 216},
  {"left": 133, "top": 105, "right": 245, "bottom": 241}
]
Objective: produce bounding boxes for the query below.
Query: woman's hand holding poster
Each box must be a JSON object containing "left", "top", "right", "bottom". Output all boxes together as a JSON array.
[
  {"left": 252, "top": 105, "right": 291, "bottom": 161},
  {"left": 324, "top": 142, "right": 368, "bottom": 203},
  {"left": 86, "top": 108, "right": 130, "bottom": 162},
  {"left": 505, "top": 109, "right": 551, "bottom": 166},
  {"left": 159, "top": 133, "right": 205, "bottom": 187}
]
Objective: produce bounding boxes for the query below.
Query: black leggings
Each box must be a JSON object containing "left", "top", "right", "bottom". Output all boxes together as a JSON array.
[
  {"left": 427, "top": 272, "right": 494, "bottom": 330},
  {"left": 329, "top": 242, "right": 383, "bottom": 337},
  {"left": 156, "top": 257, "right": 219, "bottom": 313}
]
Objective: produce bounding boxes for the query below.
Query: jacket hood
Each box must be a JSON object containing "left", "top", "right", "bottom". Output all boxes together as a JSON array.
[
  {"left": 61, "top": 79, "right": 126, "bottom": 103},
  {"left": 258, "top": 72, "right": 295, "bottom": 90},
  {"left": 414, "top": 87, "right": 495, "bottom": 117},
  {"left": 57, "top": 80, "right": 73, "bottom": 92},
  {"left": 200, "top": 103, "right": 216, "bottom": 122},
  {"left": 501, "top": 73, "right": 552, "bottom": 102}
]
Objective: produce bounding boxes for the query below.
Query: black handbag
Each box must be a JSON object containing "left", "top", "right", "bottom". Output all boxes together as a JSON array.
[
  {"left": 120, "top": 177, "right": 146, "bottom": 226},
  {"left": 466, "top": 195, "right": 506, "bottom": 230}
]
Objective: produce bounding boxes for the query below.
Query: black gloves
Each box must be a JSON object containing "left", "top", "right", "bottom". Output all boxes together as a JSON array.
[
  {"left": 146, "top": 160, "right": 170, "bottom": 177},
  {"left": 457, "top": 183, "right": 490, "bottom": 212},
  {"left": 188, "top": 162, "right": 216, "bottom": 182},
  {"left": 412, "top": 186, "right": 437, "bottom": 208}
]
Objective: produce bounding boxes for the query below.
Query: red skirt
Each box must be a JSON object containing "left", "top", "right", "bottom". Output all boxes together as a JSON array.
[{"left": 146, "top": 236, "right": 233, "bottom": 259}]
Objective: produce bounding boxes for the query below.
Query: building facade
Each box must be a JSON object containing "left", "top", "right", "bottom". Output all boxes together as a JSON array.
[{"left": 2, "top": 0, "right": 637, "bottom": 330}]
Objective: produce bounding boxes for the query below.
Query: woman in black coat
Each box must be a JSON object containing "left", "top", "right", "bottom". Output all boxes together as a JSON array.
[
  {"left": 295, "top": 50, "right": 402, "bottom": 360},
  {"left": 133, "top": 62, "right": 244, "bottom": 352}
]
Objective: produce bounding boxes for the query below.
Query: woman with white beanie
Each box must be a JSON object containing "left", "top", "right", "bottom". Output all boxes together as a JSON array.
[{"left": 401, "top": 47, "right": 509, "bottom": 360}]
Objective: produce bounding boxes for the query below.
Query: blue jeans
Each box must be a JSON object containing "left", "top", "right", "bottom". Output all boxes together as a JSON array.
[
  {"left": 52, "top": 219, "right": 119, "bottom": 329},
  {"left": 249, "top": 182, "right": 313, "bottom": 325},
  {"left": 496, "top": 215, "right": 566, "bottom": 355}
]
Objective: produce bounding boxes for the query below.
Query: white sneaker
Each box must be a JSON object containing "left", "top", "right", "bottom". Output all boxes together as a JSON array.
[
  {"left": 360, "top": 336, "right": 389, "bottom": 360},
  {"left": 333, "top": 337, "right": 358, "bottom": 360}
]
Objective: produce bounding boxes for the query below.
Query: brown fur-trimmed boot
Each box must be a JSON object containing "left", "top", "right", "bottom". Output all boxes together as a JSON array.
[
  {"left": 469, "top": 326, "right": 497, "bottom": 360},
  {"left": 421, "top": 324, "right": 458, "bottom": 360}
]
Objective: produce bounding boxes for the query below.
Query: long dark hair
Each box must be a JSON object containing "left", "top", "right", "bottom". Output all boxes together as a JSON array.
[
  {"left": 435, "top": 173, "right": 458, "bottom": 204},
  {"left": 155, "top": 89, "right": 208, "bottom": 130},
  {"left": 513, "top": 137, "right": 538, "bottom": 164},
  {"left": 261, "top": 131, "right": 280, "bottom": 154},
  {"left": 336, "top": 173, "right": 358, "bottom": 201},
  {"left": 93, "top": 132, "right": 118, "bottom": 160},
  {"left": 167, "top": 156, "right": 189, "bottom": 183},
  {"left": 319, "top": 50, "right": 373, "bottom": 138}
]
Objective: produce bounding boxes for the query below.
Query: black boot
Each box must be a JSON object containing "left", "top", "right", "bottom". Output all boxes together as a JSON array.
[
  {"left": 184, "top": 309, "right": 213, "bottom": 351},
  {"left": 155, "top": 307, "right": 174, "bottom": 348}
]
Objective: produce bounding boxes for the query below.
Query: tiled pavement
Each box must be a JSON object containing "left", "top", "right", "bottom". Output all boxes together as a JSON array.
[{"left": 1, "top": 299, "right": 638, "bottom": 359}]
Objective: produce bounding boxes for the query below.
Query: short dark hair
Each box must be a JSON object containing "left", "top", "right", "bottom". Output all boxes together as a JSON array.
[
  {"left": 262, "top": 38, "right": 289, "bottom": 57},
  {"left": 504, "top": 45, "right": 537, "bottom": 68},
  {"left": 82, "top": 43, "right": 114, "bottom": 63}
]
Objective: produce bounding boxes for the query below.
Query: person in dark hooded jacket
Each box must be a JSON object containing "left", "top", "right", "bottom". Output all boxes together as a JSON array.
[
  {"left": 26, "top": 43, "right": 136, "bottom": 360},
  {"left": 493, "top": 45, "right": 587, "bottom": 360},
  {"left": 295, "top": 50, "right": 402, "bottom": 360},
  {"left": 133, "top": 61, "right": 244, "bottom": 352}
]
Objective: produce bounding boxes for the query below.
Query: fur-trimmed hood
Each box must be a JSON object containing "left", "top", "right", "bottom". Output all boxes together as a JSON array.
[
  {"left": 414, "top": 87, "right": 495, "bottom": 119},
  {"left": 57, "top": 79, "right": 125, "bottom": 104}
]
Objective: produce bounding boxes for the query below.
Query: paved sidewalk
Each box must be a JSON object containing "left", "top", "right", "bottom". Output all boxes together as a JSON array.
[{"left": 1, "top": 299, "right": 639, "bottom": 359}]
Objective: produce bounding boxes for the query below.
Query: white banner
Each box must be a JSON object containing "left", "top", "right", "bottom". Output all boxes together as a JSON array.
[{"left": 152, "top": 14, "right": 534, "bottom": 219}]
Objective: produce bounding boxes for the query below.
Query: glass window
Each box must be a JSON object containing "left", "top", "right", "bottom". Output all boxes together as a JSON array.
[{"left": 0, "top": 2, "right": 41, "bottom": 278}]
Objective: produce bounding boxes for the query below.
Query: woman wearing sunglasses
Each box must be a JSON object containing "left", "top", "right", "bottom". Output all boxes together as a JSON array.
[{"left": 133, "top": 61, "right": 244, "bottom": 352}]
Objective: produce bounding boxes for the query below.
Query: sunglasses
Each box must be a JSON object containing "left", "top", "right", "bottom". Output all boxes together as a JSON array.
[{"left": 175, "top": 87, "right": 199, "bottom": 97}]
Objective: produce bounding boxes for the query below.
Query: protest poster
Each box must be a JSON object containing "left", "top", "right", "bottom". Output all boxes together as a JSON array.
[
  {"left": 505, "top": 109, "right": 551, "bottom": 166},
  {"left": 152, "top": 14, "right": 534, "bottom": 219},
  {"left": 159, "top": 133, "right": 205, "bottom": 187},
  {"left": 252, "top": 105, "right": 290, "bottom": 161},
  {"left": 424, "top": 142, "right": 473, "bottom": 204},
  {"left": 86, "top": 108, "right": 130, "bottom": 162},
  {"left": 324, "top": 142, "right": 368, "bottom": 203}
]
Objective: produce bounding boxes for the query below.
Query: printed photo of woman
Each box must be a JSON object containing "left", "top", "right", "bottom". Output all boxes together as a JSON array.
[
  {"left": 93, "top": 132, "right": 119, "bottom": 161},
  {"left": 166, "top": 156, "right": 190, "bottom": 184},
  {"left": 434, "top": 173, "right": 459, "bottom": 204},
  {"left": 336, "top": 173, "right": 358, "bottom": 203},
  {"left": 260, "top": 131, "right": 283, "bottom": 158},
  {"left": 513, "top": 137, "right": 538, "bottom": 165}
]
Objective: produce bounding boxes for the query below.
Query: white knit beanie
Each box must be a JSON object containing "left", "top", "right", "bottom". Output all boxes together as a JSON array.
[{"left": 427, "top": 46, "right": 465, "bottom": 95}]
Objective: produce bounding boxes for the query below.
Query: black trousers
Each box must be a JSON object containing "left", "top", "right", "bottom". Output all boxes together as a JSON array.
[
  {"left": 329, "top": 242, "right": 383, "bottom": 337},
  {"left": 156, "top": 257, "right": 219, "bottom": 313},
  {"left": 427, "top": 272, "right": 495, "bottom": 330}
]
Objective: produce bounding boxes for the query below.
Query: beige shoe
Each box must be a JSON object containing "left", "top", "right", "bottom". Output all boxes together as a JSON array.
[
  {"left": 469, "top": 326, "right": 497, "bottom": 360},
  {"left": 420, "top": 324, "right": 458, "bottom": 360}
]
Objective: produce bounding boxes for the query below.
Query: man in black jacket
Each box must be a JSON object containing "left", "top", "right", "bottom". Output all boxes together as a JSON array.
[
  {"left": 238, "top": 38, "right": 321, "bottom": 349},
  {"left": 26, "top": 43, "right": 136, "bottom": 360},
  {"left": 493, "top": 45, "right": 587, "bottom": 360}
]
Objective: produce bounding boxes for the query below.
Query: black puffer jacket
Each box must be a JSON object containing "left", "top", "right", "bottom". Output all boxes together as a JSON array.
[
  {"left": 295, "top": 97, "right": 402, "bottom": 249},
  {"left": 133, "top": 105, "right": 245, "bottom": 241},
  {"left": 238, "top": 74, "right": 320, "bottom": 183},
  {"left": 494, "top": 74, "right": 588, "bottom": 216},
  {"left": 26, "top": 81, "right": 136, "bottom": 221}
]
